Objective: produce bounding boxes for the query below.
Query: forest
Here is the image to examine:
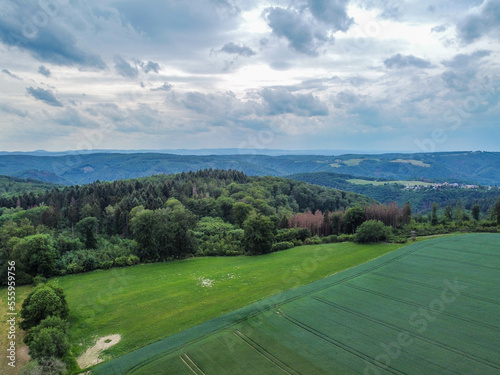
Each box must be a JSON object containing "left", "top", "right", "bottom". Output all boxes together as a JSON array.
[{"left": 1, "top": 169, "right": 499, "bottom": 286}]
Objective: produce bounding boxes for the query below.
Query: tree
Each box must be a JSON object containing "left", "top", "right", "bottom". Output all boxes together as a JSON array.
[
  {"left": 76, "top": 217, "right": 99, "bottom": 249},
  {"left": 130, "top": 199, "right": 197, "bottom": 261},
  {"left": 355, "top": 220, "right": 390, "bottom": 243},
  {"left": 19, "top": 357, "right": 67, "bottom": 375},
  {"left": 29, "top": 327, "right": 70, "bottom": 361},
  {"left": 242, "top": 214, "right": 276, "bottom": 255},
  {"left": 471, "top": 204, "right": 480, "bottom": 221},
  {"left": 344, "top": 206, "right": 365, "bottom": 234},
  {"left": 233, "top": 202, "right": 253, "bottom": 227},
  {"left": 431, "top": 203, "right": 439, "bottom": 226},
  {"left": 20, "top": 284, "right": 69, "bottom": 331},
  {"left": 491, "top": 197, "right": 500, "bottom": 225},
  {"left": 24, "top": 316, "right": 69, "bottom": 345},
  {"left": 12, "top": 234, "right": 58, "bottom": 279}
]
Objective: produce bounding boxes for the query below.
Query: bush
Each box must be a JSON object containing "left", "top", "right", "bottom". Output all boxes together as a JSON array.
[
  {"left": 338, "top": 234, "right": 354, "bottom": 242},
  {"left": 272, "top": 241, "right": 294, "bottom": 252},
  {"left": 32, "top": 275, "right": 47, "bottom": 287},
  {"left": 321, "top": 235, "right": 338, "bottom": 244},
  {"left": 20, "top": 284, "right": 69, "bottom": 331},
  {"left": 114, "top": 255, "right": 131, "bottom": 267},
  {"left": 355, "top": 220, "right": 390, "bottom": 243},
  {"left": 101, "top": 260, "right": 113, "bottom": 269}
]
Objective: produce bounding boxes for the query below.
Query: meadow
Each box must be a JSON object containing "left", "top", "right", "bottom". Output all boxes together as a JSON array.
[
  {"left": 55, "top": 242, "right": 404, "bottom": 363},
  {"left": 91, "top": 234, "right": 500, "bottom": 375}
]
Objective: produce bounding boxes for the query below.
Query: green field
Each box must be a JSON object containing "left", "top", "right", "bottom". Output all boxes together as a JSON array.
[
  {"left": 91, "top": 234, "right": 500, "bottom": 375},
  {"left": 51, "top": 242, "right": 403, "bottom": 362},
  {"left": 347, "top": 179, "right": 434, "bottom": 187}
]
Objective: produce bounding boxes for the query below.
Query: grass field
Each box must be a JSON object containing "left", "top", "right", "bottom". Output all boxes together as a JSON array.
[
  {"left": 55, "top": 242, "right": 403, "bottom": 363},
  {"left": 91, "top": 234, "right": 500, "bottom": 375}
]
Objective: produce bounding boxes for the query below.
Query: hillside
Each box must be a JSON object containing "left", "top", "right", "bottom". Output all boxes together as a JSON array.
[
  {"left": 0, "top": 151, "right": 499, "bottom": 185},
  {"left": 0, "top": 175, "right": 59, "bottom": 197},
  {"left": 289, "top": 172, "right": 500, "bottom": 213}
]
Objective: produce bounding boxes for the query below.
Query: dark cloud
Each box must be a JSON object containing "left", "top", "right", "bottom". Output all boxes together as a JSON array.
[
  {"left": 38, "top": 65, "right": 51, "bottom": 77},
  {"left": 0, "top": 104, "right": 28, "bottom": 117},
  {"left": 261, "top": 88, "right": 329, "bottom": 117},
  {"left": 114, "top": 56, "right": 139, "bottom": 78},
  {"left": 431, "top": 24, "right": 447, "bottom": 33},
  {"left": 0, "top": 1, "right": 105, "bottom": 68},
  {"left": 457, "top": 0, "right": 500, "bottom": 43},
  {"left": 151, "top": 82, "right": 173, "bottom": 92},
  {"left": 441, "top": 71, "right": 472, "bottom": 92},
  {"left": 441, "top": 50, "right": 491, "bottom": 68},
  {"left": 214, "top": 42, "right": 256, "bottom": 57},
  {"left": 307, "top": 0, "right": 353, "bottom": 31},
  {"left": 264, "top": 7, "right": 323, "bottom": 55},
  {"left": 384, "top": 54, "right": 433, "bottom": 69},
  {"left": 26, "top": 87, "right": 63, "bottom": 107},
  {"left": 2, "top": 69, "right": 21, "bottom": 80},
  {"left": 141, "top": 61, "right": 160, "bottom": 74}
]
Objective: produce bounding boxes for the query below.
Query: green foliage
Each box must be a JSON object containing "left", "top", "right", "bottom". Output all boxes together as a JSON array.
[
  {"left": 491, "top": 196, "right": 500, "bottom": 224},
  {"left": 20, "top": 284, "right": 69, "bottom": 331},
  {"left": 130, "top": 199, "right": 197, "bottom": 261},
  {"left": 29, "top": 327, "right": 70, "bottom": 361},
  {"left": 431, "top": 203, "right": 439, "bottom": 225},
  {"left": 193, "top": 217, "right": 243, "bottom": 256},
  {"left": 23, "top": 316, "right": 69, "bottom": 345},
  {"left": 344, "top": 206, "right": 365, "bottom": 233},
  {"left": 12, "top": 234, "right": 58, "bottom": 279},
  {"left": 242, "top": 214, "right": 276, "bottom": 255},
  {"left": 19, "top": 357, "right": 67, "bottom": 375},
  {"left": 76, "top": 217, "right": 99, "bottom": 249},
  {"left": 472, "top": 204, "right": 480, "bottom": 221},
  {"left": 271, "top": 241, "right": 294, "bottom": 252},
  {"left": 355, "top": 220, "right": 391, "bottom": 243},
  {"left": 233, "top": 202, "right": 253, "bottom": 227}
]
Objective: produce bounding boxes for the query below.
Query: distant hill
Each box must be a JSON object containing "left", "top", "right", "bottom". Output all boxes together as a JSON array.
[
  {"left": 0, "top": 175, "right": 59, "bottom": 198},
  {"left": 288, "top": 172, "right": 500, "bottom": 213},
  {"left": 0, "top": 151, "right": 498, "bottom": 185}
]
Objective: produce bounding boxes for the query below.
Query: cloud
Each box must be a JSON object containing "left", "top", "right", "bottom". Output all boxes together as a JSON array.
[
  {"left": 0, "top": 104, "right": 28, "bottom": 117},
  {"left": 263, "top": 7, "right": 324, "bottom": 55},
  {"left": 141, "top": 61, "right": 160, "bottom": 74},
  {"left": 307, "top": 0, "right": 353, "bottom": 31},
  {"left": 0, "top": 1, "right": 105, "bottom": 68},
  {"left": 151, "top": 82, "right": 173, "bottom": 92},
  {"left": 441, "top": 50, "right": 491, "bottom": 68},
  {"left": 38, "top": 65, "right": 51, "bottom": 77},
  {"left": 2, "top": 69, "right": 21, "bottom": 80},
  {"left": 26, "top": 87, "right": 63, "bottom": 107},
  {"left": 457, "top": 0, "right": 500, "bottom": 43},
  {"left": 213, "top": 42, "right": 256, "bottom": 57},
  {"left": 114, "top": 56, "right": 139, "bottom": 78},
  {"left": 384, "top": 54, "right": 433, "bottom": 69},
  {"left": 261, "top": 88, "right": 329, "bottom": 116},
  {"left": 431, "top": 25, "right": 447, "bottom": 33}
]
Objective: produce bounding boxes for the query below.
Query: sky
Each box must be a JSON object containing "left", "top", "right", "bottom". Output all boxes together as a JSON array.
[{"left": 0, "top": 0, "right": 499, "bottom": 153}]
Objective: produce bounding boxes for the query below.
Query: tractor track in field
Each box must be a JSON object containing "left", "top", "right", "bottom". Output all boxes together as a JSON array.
[
  {"left": 343, "top": 283, "right": 500, "bottom": 330},
  {"left": 371, "top": 273, "right": 500, "bottom": 306},
  {"left": 312, "top": 297, "right": 500, "bottom": 371},
  {"left": 277, "top": 309, "right": 407, "bottom": 375},
  {"left": 234, "top": 330, "right": 302, "bottom": 375}
]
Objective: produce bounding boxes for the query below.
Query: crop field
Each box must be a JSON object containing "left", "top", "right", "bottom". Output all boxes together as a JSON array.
[
  {"left": 92, "top": 234, "right": 500, "bottom": 375},
  {"left": 53, "top": 242, "right": 404, "bottom": 361}
]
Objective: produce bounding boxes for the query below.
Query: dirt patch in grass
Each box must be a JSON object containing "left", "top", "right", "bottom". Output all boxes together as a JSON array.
[{"left": 77, "top": 334, "right": 121, "bottom": 369}]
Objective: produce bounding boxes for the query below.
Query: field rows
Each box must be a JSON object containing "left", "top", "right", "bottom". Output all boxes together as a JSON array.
[{"left": 92, "top": 234, "right": 500, "bottom": 375}]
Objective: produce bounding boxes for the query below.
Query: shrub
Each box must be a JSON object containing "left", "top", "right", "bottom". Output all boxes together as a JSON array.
[
  {"left": 32, "top": 275, "right": 47, "bottom": 287},
  {"left": 272, "top": 241, "right": 294, "bottom": 252},
  {"left": 101, "top": 260, "right": 113, "bottom": 270},
  {"left": 114, "top": 256, "right": 131, "bottom": 267},
  {"left": 20, "top": 284, "right": 69, "bottom": 331},
  {"left": 355, "top": 220, "right": 390, "bottom": 243},
  {"left": 321, "top": 235, "right": 338, "bottom": 244}
]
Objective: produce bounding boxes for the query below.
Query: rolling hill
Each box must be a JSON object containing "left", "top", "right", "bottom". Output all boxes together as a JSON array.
[{"left": 0, "top": 151, "right": 499, "bottom": 185}]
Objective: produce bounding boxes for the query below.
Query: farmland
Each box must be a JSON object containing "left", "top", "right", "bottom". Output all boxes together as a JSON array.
[
  {"left": 91, "top": 234, "right": 500, "bottom": 375},
  {"left": 53, "top": 242, "right": 403, "bottom": 362}
]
